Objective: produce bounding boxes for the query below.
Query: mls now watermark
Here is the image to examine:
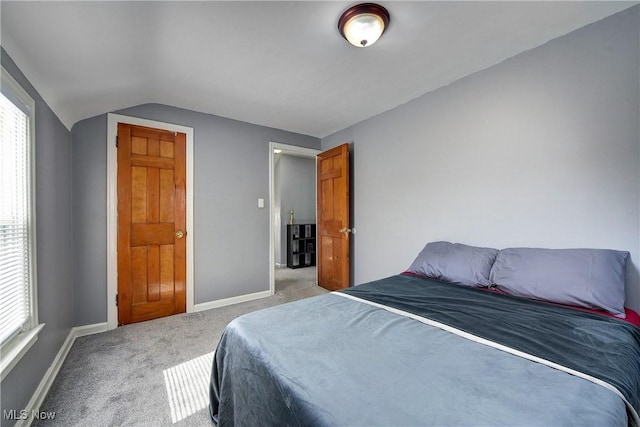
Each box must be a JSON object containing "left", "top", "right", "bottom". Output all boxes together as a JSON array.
[{"left": 3, "top": 409, "right": 56, "bottom": 421}]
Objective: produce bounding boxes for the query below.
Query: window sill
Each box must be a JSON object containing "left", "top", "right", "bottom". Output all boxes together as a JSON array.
[{"left": 1, "top": 323, "right": 45, "bottom": 382}]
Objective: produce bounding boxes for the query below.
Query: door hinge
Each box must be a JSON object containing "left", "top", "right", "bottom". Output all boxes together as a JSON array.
[
  {"left": 115, "top": 294, "right": 119, "bottom": 306},
  {"left": 115, "top": 135, "right": 118, "bottom": 147}
]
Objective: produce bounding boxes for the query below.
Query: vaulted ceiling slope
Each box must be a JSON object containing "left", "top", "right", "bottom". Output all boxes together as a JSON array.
[{"left": 1, "top": 1, "right": 636, "bottom": 137}]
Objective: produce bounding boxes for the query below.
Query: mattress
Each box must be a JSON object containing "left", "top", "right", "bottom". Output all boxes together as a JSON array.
[{"left": 209, "top": 274, "right": 640, "bottom": 426}]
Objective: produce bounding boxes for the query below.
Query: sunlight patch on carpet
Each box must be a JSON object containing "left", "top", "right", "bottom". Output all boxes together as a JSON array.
[{"left": 163, "top": 351, "right": 214, "bottom": 423}]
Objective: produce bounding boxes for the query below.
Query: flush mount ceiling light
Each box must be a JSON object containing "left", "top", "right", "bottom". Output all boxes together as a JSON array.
[{"left": 338, "top": 3, "right": 390, "bottom": 48}]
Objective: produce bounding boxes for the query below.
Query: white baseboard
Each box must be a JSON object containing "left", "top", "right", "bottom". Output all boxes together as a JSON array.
[
  {"left": 16, "top": 322, "right": 108, "bottom": 427},
  {"left": 72, "top": 322, "right": 109, "bottom": 338},
  {"left": 193, "top": 290, "right": 272, "bottom": 312}
]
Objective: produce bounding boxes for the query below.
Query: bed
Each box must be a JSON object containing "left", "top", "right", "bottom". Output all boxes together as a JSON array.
[{"left": 209, "top": 242, "right": 640, "bottom": 426}]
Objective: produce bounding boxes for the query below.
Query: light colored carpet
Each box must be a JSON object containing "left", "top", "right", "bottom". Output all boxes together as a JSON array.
[{"left": 34, "top": 267, "right": 325, "bottom": 426}]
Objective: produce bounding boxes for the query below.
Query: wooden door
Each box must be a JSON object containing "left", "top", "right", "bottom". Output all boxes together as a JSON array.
[
  {"left": 317, "top": 143, "right": 350, "bottom": 291},
  {"left": 117, "top": 123, "right": 186, "bottom": 325}
]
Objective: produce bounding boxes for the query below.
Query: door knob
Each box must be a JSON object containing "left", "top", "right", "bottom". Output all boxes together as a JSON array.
[
  {"left": 339, "top": 227, "right": 352, "bottom": 234},
  {"left": 175, "top": 230, "right": 186, "bottom": 239}
]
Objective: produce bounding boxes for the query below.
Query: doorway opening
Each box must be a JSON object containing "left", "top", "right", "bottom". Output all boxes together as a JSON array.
[{"left": 268, "top": 142, "right": 321, "bottom": 296}]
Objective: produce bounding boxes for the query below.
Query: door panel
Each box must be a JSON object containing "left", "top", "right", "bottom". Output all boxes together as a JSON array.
[
  {"left": 117, "top": 123, "right": 187, "bottom": 325},
  {"left": 317, "top": 143, "right": 350, "bottom": 291}
]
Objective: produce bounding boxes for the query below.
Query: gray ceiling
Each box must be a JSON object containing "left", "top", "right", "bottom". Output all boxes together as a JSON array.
[{"left": 1, "top": 1, "right": 636, "bottom": 137}]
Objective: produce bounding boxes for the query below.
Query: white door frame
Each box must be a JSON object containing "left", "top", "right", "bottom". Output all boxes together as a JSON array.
[
  {"left": 106, "top": 113, "right": 195, "bottom": 330},
  {"left": 268, "top": 142, "right": 321, "bottom": 295}
]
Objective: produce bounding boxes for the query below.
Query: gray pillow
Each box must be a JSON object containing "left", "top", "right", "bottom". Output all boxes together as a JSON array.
[
  {"left": 407, "top": 241, "right": 498, "bottom": 287},
  {"left": 489, "top": 248, "right": 629, "bottom": 316}
]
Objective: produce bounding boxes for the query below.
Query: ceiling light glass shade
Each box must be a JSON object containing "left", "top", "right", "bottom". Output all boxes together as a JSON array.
[{"left": 338, "top": 3, "right": 390, "bottom": 48}]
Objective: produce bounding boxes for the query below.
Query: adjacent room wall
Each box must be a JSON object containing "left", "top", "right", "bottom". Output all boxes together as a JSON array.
[
  {"left": 322, "top": 6, "right": 640, "bottom": 311},
  {"left": 274, "top": 154, "right": 316, "bottom": 265},
  {"left": 1, "top": 49, "right": 73, "bottom": 426},
  {"left": 72, "top": 104, "right": 320, "bottom": 326}
]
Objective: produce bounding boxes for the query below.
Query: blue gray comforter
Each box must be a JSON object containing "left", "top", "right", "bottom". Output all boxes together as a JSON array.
[{"left": 210, "top": 274, "right": 640, "bottom": 426}]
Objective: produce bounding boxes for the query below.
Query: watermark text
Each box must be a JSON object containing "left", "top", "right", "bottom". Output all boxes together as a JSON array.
[{"left": 3, "top": 409, "right": 56, "bottom": 421}]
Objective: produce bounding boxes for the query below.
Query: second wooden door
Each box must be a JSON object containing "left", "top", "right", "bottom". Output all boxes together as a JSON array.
[{"left": 317, "top": 143, "right": 350, "bottom": 291}]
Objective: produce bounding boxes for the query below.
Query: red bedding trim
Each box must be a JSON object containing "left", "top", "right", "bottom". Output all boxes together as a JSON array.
[
  {"left": 571, "top": 306, "right": 640, "bottom": 328},
  {"left": 402, "top": 271, "right": 640, "bottom": 328}
]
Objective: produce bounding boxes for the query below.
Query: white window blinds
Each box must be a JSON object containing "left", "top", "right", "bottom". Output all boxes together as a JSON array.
[{"left": 0, "top": 90, "right": 33, "bottom": 345}]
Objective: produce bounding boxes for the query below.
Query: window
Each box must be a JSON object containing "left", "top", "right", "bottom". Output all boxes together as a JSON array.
[{"left": 0, "top": 66, "right": 42, "bottom": 381}]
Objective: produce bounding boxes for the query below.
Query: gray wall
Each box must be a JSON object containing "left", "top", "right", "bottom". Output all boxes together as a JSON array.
[
  {"left": 322, "top": 6, "right": 640, "bottom": 312},
  {"left": 274, "top": 154, "right": 316, "bottom": 264},
  {"left": 1, "top": 49, "right": 73, "bottom": 426},
  {"left": 71, "top": 115, "right": 107, "bottom": 325},
  {"left": 72, "top": 104, "right": 320, "bottom": 325}
]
